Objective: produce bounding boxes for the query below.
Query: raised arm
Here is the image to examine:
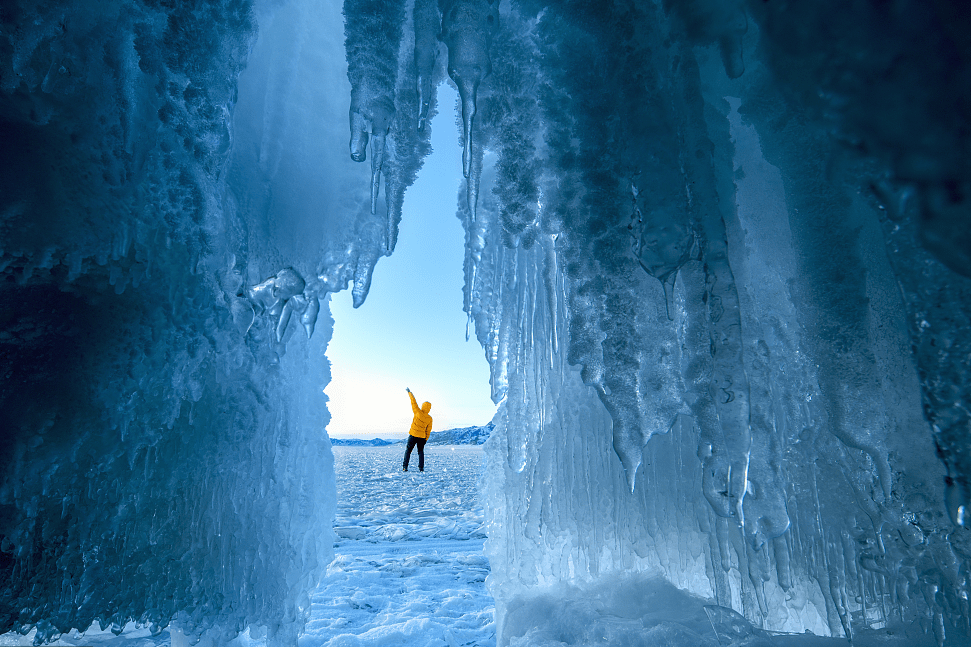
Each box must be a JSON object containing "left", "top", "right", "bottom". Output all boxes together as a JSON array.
[{"left": 408, "top": 390, "right": 420, "bottom": 414}]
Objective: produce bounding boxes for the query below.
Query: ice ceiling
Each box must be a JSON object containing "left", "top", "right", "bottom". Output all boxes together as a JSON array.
[{"left": 1, "top": 0, "right": 970, "bottom": 645}]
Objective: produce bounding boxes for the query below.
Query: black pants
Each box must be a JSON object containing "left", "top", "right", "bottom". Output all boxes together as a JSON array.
[{"left": 403, "top": 435, "right": 427, "bottom": 471}]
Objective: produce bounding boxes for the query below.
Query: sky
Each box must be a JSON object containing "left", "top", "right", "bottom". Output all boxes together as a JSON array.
[{"left": 324, "top": 84, "right": 497, "bottom": 438}]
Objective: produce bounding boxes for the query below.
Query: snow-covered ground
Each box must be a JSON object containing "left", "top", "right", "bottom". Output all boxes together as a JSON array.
[
  {"left": 302, "top": 445, "right": 495, "bottom": 647},
  {"left": 1, "top": 445, "right": 494, "bottom": 647}
]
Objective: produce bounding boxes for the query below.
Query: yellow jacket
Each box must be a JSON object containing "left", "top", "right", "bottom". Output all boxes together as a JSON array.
[{"left": 408, "top": 391, "right": 433, "bottom": 439}]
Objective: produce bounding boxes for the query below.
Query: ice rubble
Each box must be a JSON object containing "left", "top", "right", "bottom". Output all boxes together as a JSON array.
[{"left": 2, "top": 0, "right": 971, "bottom": 646}]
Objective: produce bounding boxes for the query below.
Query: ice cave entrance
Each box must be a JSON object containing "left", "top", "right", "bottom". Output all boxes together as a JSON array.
[{"left": 325, "top": 83, "right": 497, "bottom": 442}]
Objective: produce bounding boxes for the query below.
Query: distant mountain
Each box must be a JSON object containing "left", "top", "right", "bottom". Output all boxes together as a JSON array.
[
  {"left": 330, "top": 422, "right": 494, "bottom": 447},
  {"left": 329, "top": 437, "right": 396, "bottom": 447},
  {"left": 427, "top": 422, "right": 494, "bottom": 446}
]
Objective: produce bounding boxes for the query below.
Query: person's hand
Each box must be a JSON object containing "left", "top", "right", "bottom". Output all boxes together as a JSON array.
[{"left": 406, "top": 387, "right": 411, "bottom": 393}]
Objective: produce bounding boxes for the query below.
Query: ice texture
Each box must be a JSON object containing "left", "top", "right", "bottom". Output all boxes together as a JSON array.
[
  {"left": 343, "top": 0, "right": 437, "bottom": 253},
  {"left": 4, "top": 0, "right": 971, "bottom": 646},
  {"left": 343, "top": 0, "right": 403, "bottom": 217},
  {"left": 0, "top": 0, "right": 355, "bottom": 644},
  {"left": 441, "top": 0, "right": 499, "bottom": 215},
  {"left": 412, "top": 0, "right": 443, "bottom": 132},
  {"left": 461, "top": 1, "right": 971, "bottom": 645}
]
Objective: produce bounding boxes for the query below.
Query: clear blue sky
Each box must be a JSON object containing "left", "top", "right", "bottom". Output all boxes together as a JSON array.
[{"left": 325, "top": 84, "right": 497, "bottom": 438}]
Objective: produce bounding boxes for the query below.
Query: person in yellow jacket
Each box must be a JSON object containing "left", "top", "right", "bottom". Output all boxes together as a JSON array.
[{"left": 403, "top": 387, "right": 432, "bottom": 472}]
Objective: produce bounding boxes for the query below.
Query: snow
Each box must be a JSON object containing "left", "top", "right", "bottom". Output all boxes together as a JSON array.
[
  {"left": 303, "top": 446, "right": 494, "bottom": 647},
  {"left": 7, "top": 444, "right": 942, "bottom": 647}
]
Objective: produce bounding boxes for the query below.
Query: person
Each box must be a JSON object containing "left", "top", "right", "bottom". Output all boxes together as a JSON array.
[{"left": 403, "top": 387, "right": 432, "bottom": 472}]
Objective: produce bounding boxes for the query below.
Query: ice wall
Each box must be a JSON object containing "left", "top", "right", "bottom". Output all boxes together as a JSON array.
[
  {"left": 457, "top": 1, "right": 971, "bottom": 645},
  {"left": 0, "top": 0, "right": 373, "bottom": 644}
]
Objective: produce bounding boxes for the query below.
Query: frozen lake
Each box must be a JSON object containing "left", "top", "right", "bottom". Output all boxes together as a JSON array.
[{"left": 303, "top": 444, "right": 495, "bottom": 647}]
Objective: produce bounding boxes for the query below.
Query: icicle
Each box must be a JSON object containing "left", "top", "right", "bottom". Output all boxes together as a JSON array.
[
  {"left": 344, "top": 0, "right": 404, "bottom": 209},
  {"left": 629, "top": 198, "right": 694, "bottom": 321},
  {"left": 934, "top": 611, "right": 946, "bottom": 647},
  {"left": 347, "top": 97, "right": 395, "bottom": 214},
  {"left": 276, "top": 300, "right": 294, "bottom": 342},
  {"left": 414, "top": 0, "right": 441, "bottom": 132},
  {"left": 743, "top": 340, "right": 791, "bottom": 549},
  {"left": 466, "top": 263, "right": 477, "bottom": 341},
  {"left": 370, "top": 129, "right": 387, "bottom": 215},
  {"left": 702, "top": 240, "right": 752, "bottom": 525},
  {"left": 467, "top": 161, "right": 480, "bottom": 219},
  {"left": 661, "top": 273, "right": 678, "bottom": 321},
  {"left": 302, "top": 294, "right": 320, "bottom": 339},
  {"left": 348, "top": 108, "right": 370, "bottom": 163},
  {"left": 440, "top": 0, "right": 498, "bottom": 178},
  {"left": 351, "top": 253, "right": 379, "bottom": 308},
  {"left": 772, "top": 535, "right": 792, "bottom": 590},
  {"left": 458, "top": 77, "right": 477, "bottom": 179}
]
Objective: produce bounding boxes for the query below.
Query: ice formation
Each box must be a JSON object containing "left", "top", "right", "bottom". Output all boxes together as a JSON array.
[
  {"left": 344, "top": 0, "right": 405, "bottom": 215},
  {"left": 342, "top": 0, "right": 439, "bottom": 248},
  {"left": 461, "top": 1, "right": 971, "bottom": 645},
  {"left": 2, "top": 0, "right": 971, "bottom": 646},
  {"left": 441, "top": 0, "right": 499, "bottom": 183},
  {"left": 243, "top": 268, "right": 323, "bottom": 341}
]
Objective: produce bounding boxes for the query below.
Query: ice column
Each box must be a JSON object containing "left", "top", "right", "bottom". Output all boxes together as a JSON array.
[
  {"left": 469, "top": 1, "right": 971, "bottom": 643},
  {"left": 744, "top": 0, "right": 971, "bottom": 536}
]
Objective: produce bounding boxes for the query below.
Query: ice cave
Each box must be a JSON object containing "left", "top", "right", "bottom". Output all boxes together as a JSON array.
[{"left": 1, "top": 0, "right": 970, "bottom": 645}]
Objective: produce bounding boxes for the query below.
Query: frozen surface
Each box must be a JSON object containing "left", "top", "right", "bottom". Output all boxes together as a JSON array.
[{"left": 304, "top": 446, "right": 494, "bottom": 647}]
